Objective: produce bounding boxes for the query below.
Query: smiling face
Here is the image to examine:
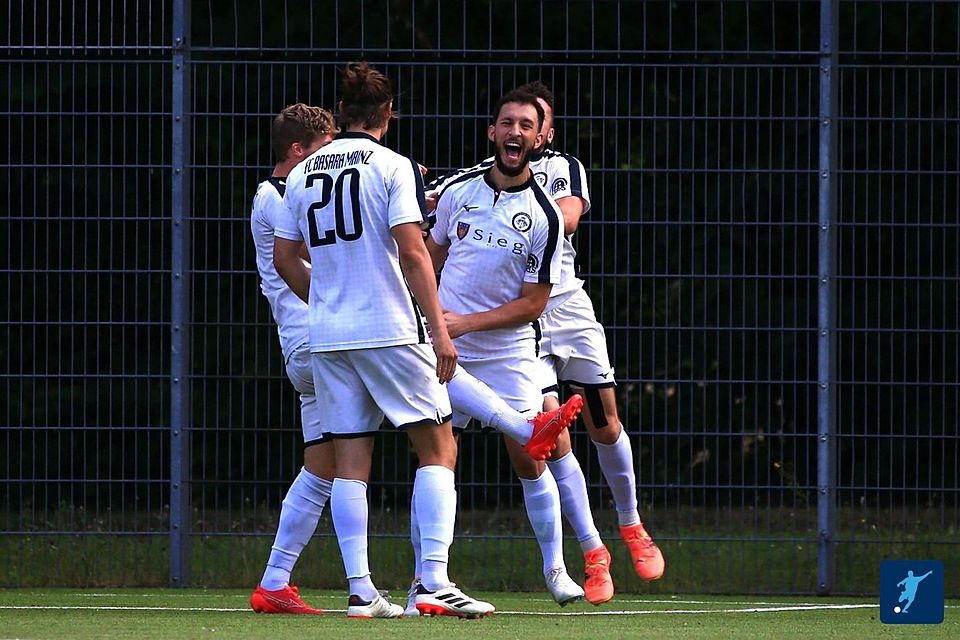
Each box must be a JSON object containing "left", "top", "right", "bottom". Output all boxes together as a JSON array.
[{"left": 488, "top": 101, "right": 544, "bottom": 177}]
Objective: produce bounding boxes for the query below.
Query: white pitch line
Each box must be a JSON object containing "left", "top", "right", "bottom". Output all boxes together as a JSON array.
[
  {"left": 0, "top": 606, "right": 252, "bottom": 612},
  {"left": 497, "top": 604, "right": 879, "bottom": 616},
  {"left": 0, "top": 603, "right": 879, "bottom": 616}
]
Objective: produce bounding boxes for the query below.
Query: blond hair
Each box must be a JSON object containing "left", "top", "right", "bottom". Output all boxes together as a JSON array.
[{"left": 271, "top": 103, "right": 338, "bottom": 161}]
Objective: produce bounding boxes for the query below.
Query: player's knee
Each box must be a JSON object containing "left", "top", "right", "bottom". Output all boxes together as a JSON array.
[
  {"left": 588, "top": 422, "right": 621, "bottom": 445},
  {"left": 512, "top": 457, "right": 545, "bottom": 479}
]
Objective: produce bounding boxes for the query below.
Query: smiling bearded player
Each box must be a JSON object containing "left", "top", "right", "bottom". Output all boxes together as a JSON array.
[{"left": 423, "top": 89, "right": 586, "bottom": 606}]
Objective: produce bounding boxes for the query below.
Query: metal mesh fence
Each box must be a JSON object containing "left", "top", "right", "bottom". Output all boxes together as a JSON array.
[{"left": 2, "top": 0, "right": 957, "bottom": 595}]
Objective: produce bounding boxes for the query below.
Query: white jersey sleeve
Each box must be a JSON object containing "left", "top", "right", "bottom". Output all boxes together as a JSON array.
[
  {"left": 388, "top": 155, "right": 431, "bottom": 228},
  {"left": 533, "top": 150, "right": 591, "bottom": 215},
  {"left": 525, "top": 181, "right": 564, "bottom": 286},
  {"left": 274, "top": 189, "right": 304, "bottom": 242},
  {"left": 530, "top": 150, "right": 592, "bottom": 308},
  {"left": 429, "top": 182, "right": 456, "bottom": 247},
  {"left": 250, "top": 178, "right": 309, "bottom": 361}
]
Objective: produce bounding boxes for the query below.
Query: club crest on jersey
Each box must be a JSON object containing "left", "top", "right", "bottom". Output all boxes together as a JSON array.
[
  {"left": 550, "top": 177, "right": 568, "bottom": 195},
  {"left": 525, "top": 253, "right": 540, "bottom": 274},
  {"left": 511, "top": 212, "right": 532, "bottom": 232},
  {"left": 534, "top": 172, "right": 548, "bottom": 186},
  {"left": 457, "top": 221, "right": 471, "bottom": 240}
]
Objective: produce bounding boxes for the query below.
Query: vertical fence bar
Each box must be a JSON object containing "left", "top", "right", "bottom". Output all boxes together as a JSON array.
[
  {"left": 816, "top": 0, "right": 839, "bottom": 596},
  {"left": 170, "top": 0, "right": 192, "bottom": 587}
]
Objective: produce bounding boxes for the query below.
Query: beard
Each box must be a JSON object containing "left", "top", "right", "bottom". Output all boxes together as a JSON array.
[{"left": 494, "top": 143, "right": 532, "bottom": 177}]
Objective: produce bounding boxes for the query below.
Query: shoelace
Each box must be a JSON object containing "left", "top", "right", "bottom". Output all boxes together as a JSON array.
[
  {"left": 585, "top": 556, "right": 609, "bottom": 575},
  {"left": 546, "top": 567, "right": 568, "bottom": 584},
  {"left": 624, "top": 528, "right": 653, "bottom": 545}
]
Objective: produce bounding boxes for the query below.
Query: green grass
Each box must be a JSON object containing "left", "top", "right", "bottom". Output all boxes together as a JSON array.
[
  {"left": 0, "top": 589, "right": 956, "bottom": 640},
  {"left": 3, "top": 532, "right": 958, "bottom": 596}
]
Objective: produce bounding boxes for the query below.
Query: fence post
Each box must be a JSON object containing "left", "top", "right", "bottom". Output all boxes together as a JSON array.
[
  {"left": 170, "top": 0, "right": 192, "bottom": 587},
  {"left": 816, "top": 0, "right": 839, "bottom": 596}
]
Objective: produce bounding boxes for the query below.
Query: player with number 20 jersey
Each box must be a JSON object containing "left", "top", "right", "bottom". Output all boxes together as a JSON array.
[{"left": 277, "top": 132, "right": 430, "bottom": 352}]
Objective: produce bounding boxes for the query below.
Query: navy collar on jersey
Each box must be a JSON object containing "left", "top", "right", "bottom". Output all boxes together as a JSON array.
[
  {"left": 483, "top": 168, "right": 536, "bottom": 193},
  {"left": 335, "top": 131, "right": 382, "bottom": 144},
  {"left": 266, "top": 176, "right": 286, "bottom": 197},
  {"left": 529, "top": 143, "right": 552, "bottom": 162}
]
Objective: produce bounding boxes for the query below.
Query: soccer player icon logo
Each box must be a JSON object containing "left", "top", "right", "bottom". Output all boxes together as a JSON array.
[
  {"left": 894, "top": 570, "right": 932, "bottom": 614},
  {"left": 879, "top": 560, "right": 944, "bottom": 624}
]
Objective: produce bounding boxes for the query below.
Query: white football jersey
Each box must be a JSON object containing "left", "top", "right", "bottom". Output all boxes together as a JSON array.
[
  {"left": 430, "top": 168, "right": 563, "bottom": 358},
  {"left": 429, "top": 148, "right": 591, "bottom": 310},
  {"left": 250, "top": 177, "right": 309, "bottom": 361},
  {"left": 275, "top": 131, "right": 430, "bottom": 352}
]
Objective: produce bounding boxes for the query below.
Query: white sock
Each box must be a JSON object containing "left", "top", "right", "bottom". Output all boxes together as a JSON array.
[
  {"left": 447, "top": 367, "right": 533, "bottom": 443},
  {"left": 519, "top": 468, "right": 565, "bottom": 574},
  {"left": 410, "top": 490, "right": 422, "bottom": 580},
  {"left": 414, "top": 465, "right": 456, "bottom": 591},
  {"left": 330, "top": 478, "right": 378, "bottom": 600},
  {"left": 594, "top": 427, "right": 641, "bottom": 527},
  {"left": 547, "top": 452, "right": 602, "bottom": 552},
  {"left": 260, "top": 468, "right": 332, "bottom": 590}
]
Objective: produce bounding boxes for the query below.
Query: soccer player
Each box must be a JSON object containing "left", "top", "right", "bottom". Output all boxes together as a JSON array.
[
  {"left": 513, "top": 81, "right": 666, "bottom": 588},
  {"left": 426, "top": 81, "right": 666, "bottom": 606},
  {"left": 273, "top": 62, "right": 494, "bottom": 619},
  {"left": 248, "top": 103, "right": 338, "bottom": 615},
  {"left": 424, "top": 88, "right": 586, "bottom": 607}
]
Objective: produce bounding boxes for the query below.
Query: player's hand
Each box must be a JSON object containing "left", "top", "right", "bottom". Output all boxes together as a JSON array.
[
  {"left": 431, "top": 333, "right": 458, "bottom": 384},
  {"left": 425, "top": 191, "right": 439, "bottom": 214},
  {"left": 442, "top": 310, "right": 471, "bottom": 339},
  {"left": 417, "top": 163, "right": 429, "bottom": 177}
]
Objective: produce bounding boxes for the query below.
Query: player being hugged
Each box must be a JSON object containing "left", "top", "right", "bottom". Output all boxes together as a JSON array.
[
  {"left": 273, "top": 62, "right": 493, "bottom": 620},
  {"left": 425, "top": 88, "right": 586, "bottom": 606},
  {"left": 249, "top": 103, "right": 338, "bottom": 616}
]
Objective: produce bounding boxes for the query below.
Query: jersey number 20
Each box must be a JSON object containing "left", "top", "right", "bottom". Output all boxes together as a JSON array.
[{"left": 305, "top": 168, "right": 363, "bottom": 247}]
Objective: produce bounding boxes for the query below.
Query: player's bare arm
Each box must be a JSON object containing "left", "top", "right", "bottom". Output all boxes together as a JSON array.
[
  {"left": 297, "top": 242, "right": 311, "bottom": 263},
  {"left": 273, "top": 237, "right": 311, "bottom": 303},
  {"left": 556, "top": 194, "right": 586, "bottom": 236},
  {"left": 443, "top": 281, "right": 552, "bottom": 339},
  {"left": 393, "top": 222, "right": 458, "bottom": 383},
  {"left": 424, "top": 234, "right": 449, "bottom": 273}
]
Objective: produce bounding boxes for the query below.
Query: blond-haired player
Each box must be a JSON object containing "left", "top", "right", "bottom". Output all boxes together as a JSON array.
[{"left": 249, "top": 103, "right": 339, "bottom": 615}]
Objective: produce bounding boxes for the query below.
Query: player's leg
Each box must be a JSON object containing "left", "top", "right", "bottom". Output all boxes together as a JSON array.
[
  {"left": 329, "top": 435, "right": 379, "bottom": 608},
  {"left": 538, "top": 358, "right": 612, "bottom": 605},
  {"left": 405, "top": 420, "right": 493, "bottom": 617},
  {"left": 903, "top": 594, "right": 915, "bottom": 612},
  {"left": 309, "top": 350, "right": 401, "bottom": 618},
  {"left": 574, "top": 383, "right": 664, "bottom": 581},
  {"left": 405, "top": 485, "right": 423, "bottom": 616},
  {"left": 457, "top": 352, "right": 583, "bottom": 606},
  {"left": 545, "top": 425, "right": 612, "bottom": 605},
  {"left": 505, "top": 437, "right": 584, "bottom": 605},
  {"left": 550, "top": 290, "right": 665, "bottom": 581},
  {"left": 357, "top": 344, "right": 493, "bottom": 618},
  {"left": 446, "top": 364, "right": 580, "bottom": 457},
  {"left": 251, "top": 347, "right": 333, "bottom": 615}
]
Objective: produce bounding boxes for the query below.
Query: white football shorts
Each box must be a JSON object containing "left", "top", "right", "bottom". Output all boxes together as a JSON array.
[
  {"left": 537, "top": 288, "right": 616, "bottom": 393},
  {"left": 284, "top": 345, "right": 329, "bottom": 446},
  {"left": 452, "top": 350, "right": 543, "bottom": 430},
  {"left": 310, "top": 343, "right": 453, "bottom": 437}
]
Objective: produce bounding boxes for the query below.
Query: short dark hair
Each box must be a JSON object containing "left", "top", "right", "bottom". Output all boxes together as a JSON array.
[
  {"left": 492, "top": 89, "right": 545, "bottom": 129},
  {"left": 271, "top": 103, "right": 338, "bottom": 161},
  {"left": 515, "top": 80, "right": 554, "bottom": 111},
  {"left": 338, "top": 62, "right": 394, "bottom": 130}
]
